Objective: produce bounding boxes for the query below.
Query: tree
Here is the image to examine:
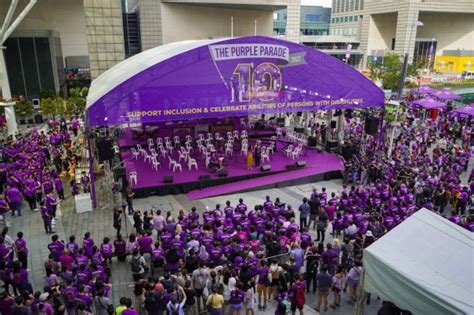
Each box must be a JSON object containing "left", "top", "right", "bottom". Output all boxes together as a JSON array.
[
  {"left": 15, "top": 100, "right": 34, "bottom": 119},
  {"left": 40, "top": 89, "right": 56, "bottom": 99},
  {"left": 55, "top": 97, "right": 65, "bottom": 117},
  {"left": 40, "top": 98, "right": 56, "bottom": 118},
  {"left": 369, "top": 53, "right": 420, "bottom": 92},
  {"left": 67, "top": 87, "right": 87, "bottom": 114}
]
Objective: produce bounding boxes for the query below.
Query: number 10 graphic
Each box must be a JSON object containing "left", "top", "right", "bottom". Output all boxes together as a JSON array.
[{"left": 229, "top": 62, "right": 282, "bottom": 102}]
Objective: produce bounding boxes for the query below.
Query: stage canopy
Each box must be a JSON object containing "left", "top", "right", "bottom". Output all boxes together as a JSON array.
[
  {"left": 363, "top": 209, "right": 474, "bottom": 315},
  {"left": 412, "top": 97, "right": 447, "bottom": 110},
  {"left": 451, "top": 103, "right": 474, "bottom": 117},
  {"left": 86, "top": 36, "right": 384, "bottom": 126}
]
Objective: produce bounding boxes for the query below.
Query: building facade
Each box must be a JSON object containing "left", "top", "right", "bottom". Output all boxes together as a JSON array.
[
  {"left": 138, "top": 0, "right": 301, "bottom": 51},
  {"left": 330, "top": 0, "right": 474, "bottom": 70},
  {"left": 274, "top": 5, "right": 331, "bottom": 36}
]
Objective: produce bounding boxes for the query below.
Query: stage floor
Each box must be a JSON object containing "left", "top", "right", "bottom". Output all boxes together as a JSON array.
[{"left": 121, "top": 141, "right": 343, "bottom": 197}]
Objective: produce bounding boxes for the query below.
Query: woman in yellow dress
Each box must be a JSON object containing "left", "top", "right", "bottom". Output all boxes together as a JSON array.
[{"left": 246, "top": 151, "right": 254, "bottom": 170}]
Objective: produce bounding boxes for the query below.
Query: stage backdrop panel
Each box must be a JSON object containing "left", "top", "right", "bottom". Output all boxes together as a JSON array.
[{"left": 86, "top": 36, "right": 384, "bottom": 126}]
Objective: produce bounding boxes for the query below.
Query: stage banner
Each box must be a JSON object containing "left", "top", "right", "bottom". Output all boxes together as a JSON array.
[{"left": 87, "top": 36, "right": 384, "bottom": 126}]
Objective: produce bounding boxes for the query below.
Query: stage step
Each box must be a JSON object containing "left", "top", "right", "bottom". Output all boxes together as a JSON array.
[{"left": 186, "top": 162, "right": 343, "bottom": 200}]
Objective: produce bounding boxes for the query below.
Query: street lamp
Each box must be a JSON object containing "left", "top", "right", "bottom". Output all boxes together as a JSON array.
[{"left": 387, "top": 19, "right": 423, "bottom": 158}]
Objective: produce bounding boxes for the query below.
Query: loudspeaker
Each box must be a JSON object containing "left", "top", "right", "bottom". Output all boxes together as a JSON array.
[
  {"left": 114, "top": 167, "right": 127, "bottom": 191},
  {"left": 297, "top": 112, "right": 302, "bottom": 117},
  {"left": 34, "top": 114, "right": 43, "bottom": 124},
  {"left": 308, "top": 136, "right": 317, "bottom": 147},
  {"left": 326, "top": 139, "right": 338, "bottom": 149},
  {"left": 330, "top": 120, "right": 337, "bottom": 129},
  {"left": 218, "top": 169, "right": 228, "bottom": 177},
  {"left": 294, "top": 127, "right": 304, "bottom": 133},
  {"left": 96, "top": 138, "right": 114, "bottom": 161},
  {"left": 260, "top": 165, "right": 271, "bottom": 172},
  {"left": 365, "top": 116, "right": 379, "bottom": 135},
  {"left": 286, "top": 164, "right": 298, "bottom": 171},
  {"left": 296, "top": 161, "right": 306, "bottom": 167},
  {"left": 163, "top": 176, "right": 174, "bottom": 183},
  {"left": 341, "top": 145, "right": 356, "bottom": 160},
  {"left": 199, "top": 175, "right": 211, "bottom": 181}
]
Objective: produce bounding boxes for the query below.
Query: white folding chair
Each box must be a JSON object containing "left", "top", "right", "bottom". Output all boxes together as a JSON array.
[
  {"left": 147, "top": 138, "right": 155, "bottom": 149},
  {"left": 215, "top": 132, "right": 223, "bottom": 141},
  {"left": 156, "top": 137, "right": 163, "bottom": 146},
  {"left": 164, "top": 136, "right": 170, "bottom": 144},
  {"left": 227, "top": 132, "right": 233, "bottom": 140},
  {"left": 241, "top": 130, "right": 248, "bottom": 139},
  {"left": 151, "top": 157, "right": 160, "bottom": 171},
  {"left": 129, "top": 171, "right": 137, "bottom": 185},
  {"left": 150, "top": 148, "right": 158, "bottom": 158},
  {"left": 174, "top": 136, "right": 180, "bottom": 147},
  {"left": 166, "top": 142, "right": 174, "bottom": 154},
  {"left": 131, "top": 147, "right": 140, "bottom": 160},
  {"left": 185, "top": 142, "right": 193, "bottom": 152},
  {"left": 185, "top": 135, "right": 192, "bottom": 143},
  {"left": 261, "top": 148, "right": 270, "bottom": 163},
  {"left": 143, "top": 151, "right": 152, "bottom": 163},
  {"left": 113, "top": 145, "right": 120, "bottom": 154},
  {"left": 291, "top": 148, "right": 301, "bottom": 160},
  {"left": 233, "top": 130, "right": 239, "bottom": 139},
  {"left": 188, "top": 158, "right": 198, "bottom": 171},
  {"left": 207, "top": 133, "right": 213, "bottom": 141},
  {"left": 198, "top": 134, "right": 205, "bottom": 141},
  {"left": 168, "top": 156, "right": 174, "bottom": 169},
  {"left": 178, "top": 151, "right": 187, "bottom": 163},
  {"left": 284, "top": 144, "right": 293, "bottom": 157},
  {"left": 225, "top": 144, "right": 233, "bottom": 156},
  {"left": 172, "top": 161, "right": 182, "bottom": 172},
  {"left": 160, "top": 147, "right": 168, "bottom": 158},
  {"left": 268, "top": 142, "right": 275, "bottom": 154},
  {"left": 241, "top": 143, "right": 248, "bottom": 156},
  {"left": 276, "top": 128, "right": 283, "bottom": 137}
]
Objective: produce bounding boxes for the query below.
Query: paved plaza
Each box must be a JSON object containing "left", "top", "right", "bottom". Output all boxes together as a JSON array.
[{"left": 6, "top": 178, "right": 386, "bottom": 315}]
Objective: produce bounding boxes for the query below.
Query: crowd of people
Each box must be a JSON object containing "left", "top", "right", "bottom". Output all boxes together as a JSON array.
[{"left": 0, "top": 98, "right": 473, "bottom": 315}]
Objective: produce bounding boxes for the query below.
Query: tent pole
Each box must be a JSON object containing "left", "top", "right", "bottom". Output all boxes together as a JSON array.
[
  {"left": 353, "top": 270, "right": 367, "bottom": 315},
  {"left": 87, "top": 129, "right": 97, "bottom": 209}
]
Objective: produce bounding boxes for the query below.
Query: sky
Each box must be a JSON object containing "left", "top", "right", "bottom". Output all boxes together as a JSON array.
[{"left": 301, "top": 0, "right": 332, "bottom": 7}]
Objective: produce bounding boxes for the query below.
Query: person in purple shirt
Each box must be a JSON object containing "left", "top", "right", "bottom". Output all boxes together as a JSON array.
[
  {"left": 14, "top": 232, "right": 28, "bottom": 269},
  {"left": 48, "top": 234, "right": 65, "bottom": 261},
  {"left": 0, "top": 291, "right": 15, "bottom": 315},
  {"left": 80, "top": 172, "right": 91, "bottom": 194},
  {"left": 100, "top": 237, "right": 114, "bottom": 264},
  {"left": 138, "top": 232, "right": 153, "bottom": 255},
  {"left": 0, "top": 195, "right": 10, "bottom": 227},
  {"left": 40, "top": 201, "right": 53, "bottom": 234},
  {"left": 54, "top": 177, "right": 64, "bottom": 200},
  {"left": 5, "top": 184, "right": 22, "bottom": 217},
  {"left": 76, "top": 285, "right": 93, "bottom": 312},
  {"left": 45, "top": 192, "right": 58, "bottom": 219},
  {"left": 22, "top": 184, "right": 36, "bottom": 211},
  {"left": 235, "top": 198, "right": 247, "bottom": 213},
  {"left": 83, "top": 232, "right": 95, "bottom": 258},
  {"left": 66, "top": 235, "right": 79, "bottom": 258},
  {"left": 121, "top": 298, "right": 139, "bottom": 315}
]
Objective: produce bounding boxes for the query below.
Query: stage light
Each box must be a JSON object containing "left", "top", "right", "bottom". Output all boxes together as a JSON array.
[
  {"left": 327, "top": 95, "right": 331, "bottom": 99},
  {"left": 315, "top": 92, "right": 318, "bottom": 96},
  {"left": 104, "top": 117, "right": 108, "bottom": 121}
]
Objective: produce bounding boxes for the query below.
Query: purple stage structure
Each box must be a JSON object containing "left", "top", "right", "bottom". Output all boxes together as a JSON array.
[{"left": 85, "top": 36, "right": 384, "bottom": 200}]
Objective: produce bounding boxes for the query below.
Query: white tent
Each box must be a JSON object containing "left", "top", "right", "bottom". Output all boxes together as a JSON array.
[{"left": 363, "top": 208, "right": 474, "bottom": 315}]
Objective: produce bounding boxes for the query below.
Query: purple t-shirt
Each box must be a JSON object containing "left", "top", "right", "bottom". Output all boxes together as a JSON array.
[{"left": 6, "top": 187, "right": 21, "bottom": 203}]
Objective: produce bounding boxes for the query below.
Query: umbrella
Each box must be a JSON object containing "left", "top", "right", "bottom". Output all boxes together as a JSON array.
[
  {"left": 451, "top": 103, "right": 474, "bottom": 117},
  {"left": 412, "top": 97, "right": 448, "bottom": 110},
  {"left": 411, "top": 86, "right": 436, "bottom": 95},
  {"left": 434, "top": 89, "right": 462, "bottom": 101}
]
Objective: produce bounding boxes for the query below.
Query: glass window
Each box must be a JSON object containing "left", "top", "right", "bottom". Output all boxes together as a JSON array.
[
  {"left": 349, "top": 16, "right": 353, "bottom": 22},
  {"left": 345, "top": 16, "right": 349, "bottom": 22},
  {"left": 341, "top": 0, "right": 345, "bottom": 12},
  {"left": 354, "top": 16, "right": 358, "bottom": 21},
  {"left": 305, "top": 14, "right": 321, "bottom": 22},
  {"left": 355, "top": 0, "right": 360, "bottom": 10}
]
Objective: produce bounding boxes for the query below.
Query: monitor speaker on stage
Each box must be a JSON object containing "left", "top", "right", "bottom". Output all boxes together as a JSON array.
[
  {"left": 296, "top": 161, "right": 306, "bottom": 168},
  {"left": 308, "top": 136, "right": 317, "bottom": 147},
  {"left": 163, "top": 176, "right": 174, "bottom": 183},
  {"left": 260, "top": 165, "right": 271, "bottom": 172},
  {"left": 218, "top": 169, "right": 228, "bottom": 177},
  {"left": 199, "top": 175, "right": 211, "bottom": 181},
  {"left": 96, "top": 138, "right": 114, "bottom": 162},
  {"left": 342, "top": 145, "right": 356, "bottom": 160},
  {"left": 330, "top": 120, "right": 337, "bottom": 129},
  {"left": 286, "top": 164, "right": 298, "bottom": 171},
  {"left": 365, "top": 116, "right": 379, "bottom": 135}
]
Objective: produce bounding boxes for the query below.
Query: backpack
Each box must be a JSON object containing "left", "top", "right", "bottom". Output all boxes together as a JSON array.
[
  {"left": 294, "top": 284, "right": 306, "bottom": 307},
  {"left": 131, "top": 256, "right": 142, "bottom": 273}
]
